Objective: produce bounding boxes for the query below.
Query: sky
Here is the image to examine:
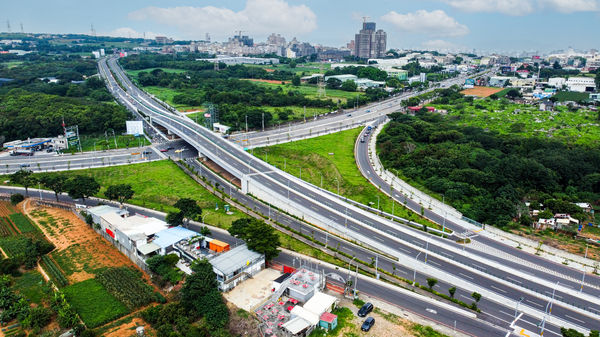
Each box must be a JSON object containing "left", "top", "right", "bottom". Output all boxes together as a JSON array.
[{"left": 3, "top": 0, "right": 600, "bottom": 53}]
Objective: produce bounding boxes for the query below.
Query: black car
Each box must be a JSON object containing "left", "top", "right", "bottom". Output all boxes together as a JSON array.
[
  {"left": 361, "top": 317, "right": 375, "bottom": 332},
  {"left": 357, "top": 302, "right": 373, "bottom": 317}
]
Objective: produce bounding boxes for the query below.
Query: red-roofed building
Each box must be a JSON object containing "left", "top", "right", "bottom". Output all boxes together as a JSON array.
[
  {"left": 407, "top": 106, "right": 436, "bottom": 113},
  {"left": 319, "top": 312, "right": 338, "bottom": 331}
]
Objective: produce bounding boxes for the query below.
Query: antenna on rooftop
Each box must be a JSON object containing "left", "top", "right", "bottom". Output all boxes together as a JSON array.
[{"left": 362, "top": 16, "right": 370, "bottom": 23}]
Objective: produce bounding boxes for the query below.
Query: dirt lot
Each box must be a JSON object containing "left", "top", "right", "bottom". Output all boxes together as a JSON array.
[
  {"left": 102, "top": 316, "right": 154, "bottom": 337},
  {"left": 223, "top": 268, "right": 281, "bottom": 311},
  {"left": 460, "top": 86, "right": 503, "bottom": 97},
  {"left": 23, "top": 202, "right": 142, "bottom": 283}
]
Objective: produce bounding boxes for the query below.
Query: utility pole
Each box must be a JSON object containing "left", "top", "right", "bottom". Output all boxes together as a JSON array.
[
  {"left": 245, "top": 115, "right": 248, "bottom": 133},
  {"left": 262, "top": 113, "right": 265, "bottom": 132},
  {"left": 580, "top": 244, "right": 589, "bottom": 292}
]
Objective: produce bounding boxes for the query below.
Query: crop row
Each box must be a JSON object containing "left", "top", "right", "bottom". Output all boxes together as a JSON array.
[
  {"left": 41, "top": 255, "right": 68, "bottom": 287},
  {"left": 0, "top": 217, "right": 16, "bottom": 237},
  {"left": 8, "top": 213, "right": 38, "bottom": 234},
  {"left": 95, "top": 267, "right": 155, "bottom": 310},
  {"left": 0, "top": 237, "right": 30, "bottom": 257}
]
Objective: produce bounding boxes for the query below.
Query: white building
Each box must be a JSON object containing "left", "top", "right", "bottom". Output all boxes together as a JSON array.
[
  {"left": 209, "top": 245, "right": 265, "bottom": 291},
  {"left": 566, "top": 77, "right": 595, "bottom": 92},
  {"left": 548, "top": 77, "right": 566, "bottom": 88}
]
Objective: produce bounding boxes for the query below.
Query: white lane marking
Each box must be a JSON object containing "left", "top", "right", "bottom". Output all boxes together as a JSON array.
[
  {"left": 472, "top": 264, "right": 487, "bottom": 270},
  {"left": 458, "top": 272, "right": 474, "bottom": 280},
  {"left": 544, "top": 291, "right": 563, "bottom": 299},
  {"left": 565, "top": 314, "right": 586, "bottom": 324},
  {"left": 526, "top": 300, "right": 544, "bottom": 308},
  {"left": 507, "top": 276, "right": 522, "bottom": 284},
  {"left": 499, "top": 310, "right": 512, "bottom": 317},
  {"left": 440, "top": 252, "right": 454, "bottom": 259},
  {"left": 490, "top": 285, "right": 507, "bottom": 294},
  {"left": 589, "top": 307, "right": 600, "bottom": 314},
  {"left": 398, "top": 247, "right": 410, "bottom": 254},
  {"left": 425, "top": 308, "right": 437, "bottom": 314},
  {"left": 429, "top": 260, "right": 441, "bottom": 267},
  {"left": 374, "top": 236, "right": 385, "bottom": 242}
]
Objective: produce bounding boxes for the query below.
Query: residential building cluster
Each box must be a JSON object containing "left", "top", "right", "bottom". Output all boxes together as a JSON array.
[{"left": 85, "top": 205, "right": 265, "bottom": 292}]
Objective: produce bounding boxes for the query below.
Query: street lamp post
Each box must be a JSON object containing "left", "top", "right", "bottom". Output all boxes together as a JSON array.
[
  {"left": 376, "top": 195, "right": 380, "bottom": 210},
  {"left": 515, "top": 296, "right": 524, "bottom": 319},
  {"left": 547, "top": 281, "right": 559, "bottom": 315},
  {"left": 580, "top": 244, "right": 589, "bottom": 292},
  {"left": 412, "top": 252, "right": 422, "bottom": 286}
]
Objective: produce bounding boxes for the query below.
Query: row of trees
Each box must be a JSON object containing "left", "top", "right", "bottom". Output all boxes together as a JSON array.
[
  {"left": 378, "top": 112, "right": 600, "bottom": 226},
  {"left": 10, "top": 170, "right": 100, "bottom": 203}
]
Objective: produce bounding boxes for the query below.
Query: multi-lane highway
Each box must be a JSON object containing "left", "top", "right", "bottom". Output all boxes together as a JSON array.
[{"left": 99, "top": 56, "right": 598, "bottom": 336}]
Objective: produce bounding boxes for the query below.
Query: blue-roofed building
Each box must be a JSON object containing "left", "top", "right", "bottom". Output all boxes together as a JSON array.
[{"left": 151, "top": 226, "right": 199, "bottom": 255}]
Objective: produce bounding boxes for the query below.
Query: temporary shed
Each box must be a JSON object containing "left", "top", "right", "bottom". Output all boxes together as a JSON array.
[
  {"left": 282, "top": 317, "right": 311, "bottom": 335},
  {"left": 303, "top": 291, "right": 338, "bottom": 316},
  {"left": 319, "top": 312, "right": 338, "bottom": 331},
  {"left": 290, "top": 306, "right": 319, "bottom": 326}
]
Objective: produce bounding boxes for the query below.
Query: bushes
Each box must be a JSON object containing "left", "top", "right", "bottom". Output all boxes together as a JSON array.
[
  {"left": 40, "top": 255, "right": 68, "bottom": 287},
  {"left": 10, "top": 194, "right": 24, "bottom": 206},
  {"left": 95, "top": 267, "right": 156, "bottom": 310},
  {"left": 146, "top": 254, "right": 183, "bottom": 285}
]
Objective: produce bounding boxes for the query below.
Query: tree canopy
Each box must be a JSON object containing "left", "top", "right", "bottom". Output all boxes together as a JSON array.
[
  {"left": 228, "top": 218, "right": 280, "bottom": 260},
  {"left": 104, "top": 184, "right": 135, "bottom": 205}
]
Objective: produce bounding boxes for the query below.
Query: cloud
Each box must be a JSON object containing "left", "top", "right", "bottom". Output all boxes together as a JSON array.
[
  {"left": 129, "top": 0, "right": 317, "bottom": 40},
  {"left": 381, "top": 10, "right": 469, "bottom": 37},
  {"left": 105, "top": 27, "right": 159, "bottom": 39},
  {"left": 443, "top": 0, "right": 598, "bottom": 15}
]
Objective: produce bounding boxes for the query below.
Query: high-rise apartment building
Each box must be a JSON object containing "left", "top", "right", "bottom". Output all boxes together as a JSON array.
[{"left": 354, "top": 21, "right": 386, "bottom": 59}]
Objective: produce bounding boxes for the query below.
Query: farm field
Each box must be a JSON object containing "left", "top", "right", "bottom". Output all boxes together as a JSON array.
[
  {"left": 25, "top": 204, "right": 143, "bottom": 284},
  {"left": 432, "top": 98, "right": 600, "bottom": 147},
  {"left": 552, "top": 91, "right": 590, "bottom": 102},
  {"left": 460, "top": 86, "right": 503, "bottom": 97},
  {"left": 63, "top": 278, "right": 129, "bottom": 328},
  {"left": 258, "top": 128, "right": 441, "bottom": 230}
]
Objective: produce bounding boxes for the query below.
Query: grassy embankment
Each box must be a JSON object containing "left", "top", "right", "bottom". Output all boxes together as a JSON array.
[
  {"left": 18, "top": 160, "right": 243, "bottom": 228},
  {"left": 258, "top": 128, "right": 441, "bottom": 230}
]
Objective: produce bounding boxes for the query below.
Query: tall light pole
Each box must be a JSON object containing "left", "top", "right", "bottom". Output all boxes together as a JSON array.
[
  {"left": 245, "top": 115, "right": 248, "bottom": 133},
  {"left": 262, "top": 113, "right": 265, "bottom": 132},
  {"left": 547, "top": 281, "right": 559, "bottom": 315},
  {"left": 376, "top": 195, "right": 380, "bottom": 210},
  {"left": 580, "top": 244, "right": 589, "bottom": 292},
  {"left": 514, "top": 296, "right": 524, "bottom": 319},
  {"left": 412, "top": 252, "right": 422, "bottom": 286}
]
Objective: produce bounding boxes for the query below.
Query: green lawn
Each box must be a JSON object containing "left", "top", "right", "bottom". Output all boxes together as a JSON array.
[
  {"left": 63, "top": 279, "right": 129, "bottom": 328},
  {"left": 433, "top": 98, "right": 600, "bottom": 147},
  {"left": 77, "top": 134, "right": 151, "bottom": 152},
  {"left": 12, "top": 271, "right": 46, "bottom": 305},
  {"left": 31, "top": 160, "right": 243, "bottom": 228},
  {"left": 258, "top": 128, "right": 440, "bottom": 230},
  {"left": 142, "top": 86, "right": 204, "bottom": 112},
  {"left": 244, "top": 62, "right": 328, "bottom": 76}
]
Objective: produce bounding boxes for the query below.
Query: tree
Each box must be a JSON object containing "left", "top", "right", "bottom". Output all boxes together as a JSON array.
[
  {"left": 595, "top": 72, "right": 600, "bottom": 90},
  {"left": 426, "top": 278, "right": 438, "bottom": 290},
  {"left": 289, "top": 60, "right": 297, "bottom": 68},
  {"left": 200, "top": 226, "right": 211, "bottom": 236},
  {"left": 341, "top": 80, "right": 357, "bottom": 92},
  {"left": 104, "top": 184, "right": 134, "bottom": 205},
  {"left": 172, "top": 198, "right": 202, "bottom": 227},
  {"left": 10, "top": 194, "right": 24, "bottom": 206},
  {"left": 326, "top": 78, "right": 342, "bottom": 90},
  {"left": 10, "top": 170, "right": 35, "bottom": 196},
  {"left": 471, "top": 292, "right": 481, "bottom": 303},
  {"left": 553, "top": 61, "right": 562, "bottom": 69},
  {"left": 559, "top": 328, "right": 584, "bottom": 337},
  {"left": 181, "top": 259, "right": 219, "bottom": 311},
  {"left": 448, "top": 287, "right": 456, "bottom": 299},
  {"left": 65, "top": 175, "right": 100, "bottom": 202},
  {"left": 228, "top": 218, "right": 280, "bottom": 260},
  {"left": 39, "top": 174, "right": 67, "bottom": 201},
  {"left": 291, "top": 75, "right": 301, "bottom": 86}
]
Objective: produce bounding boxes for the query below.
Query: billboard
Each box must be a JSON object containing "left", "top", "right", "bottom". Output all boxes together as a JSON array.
[{"left": 126, "top": 120, "right": 144, "bottom": 136}]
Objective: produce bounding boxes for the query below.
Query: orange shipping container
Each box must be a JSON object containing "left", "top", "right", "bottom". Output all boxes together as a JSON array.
[{"left": 209, "top": 239, "right": 230, "bottom": 253}]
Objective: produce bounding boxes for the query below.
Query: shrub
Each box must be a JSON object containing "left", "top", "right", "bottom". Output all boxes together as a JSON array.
[{"left": 10, "top": 194, "right": 24, "bottom": 205}]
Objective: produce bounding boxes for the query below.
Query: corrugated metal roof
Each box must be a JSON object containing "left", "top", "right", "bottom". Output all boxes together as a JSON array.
[
  {"left": 152, "top": 226, "right": 198, "bottom": 249},
  {"left": 209, "top": 245, "right": 263, "bottom": 276},
  {"left": 137, "top": 242, "right": 160, "bottom": 255}
]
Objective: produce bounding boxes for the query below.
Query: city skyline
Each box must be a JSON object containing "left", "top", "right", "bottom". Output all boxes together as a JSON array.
[{"left": 2, "top": 0, "right": 600, "bottom": 53}]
